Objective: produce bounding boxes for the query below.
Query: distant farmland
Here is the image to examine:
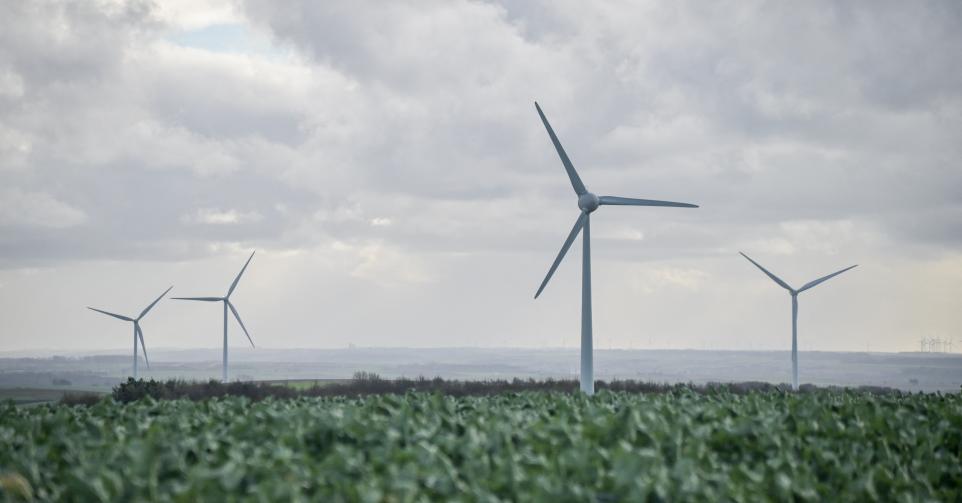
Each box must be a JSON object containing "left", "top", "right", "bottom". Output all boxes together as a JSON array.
[
  {"left": 3, "top": 348, "right": 960, "bottom": 393},
  {"left": 1, "top": 390, "right": 959, "bottom": 500},
  {"left": 0, "top": 388, "right": 85, "bottom": 406}
]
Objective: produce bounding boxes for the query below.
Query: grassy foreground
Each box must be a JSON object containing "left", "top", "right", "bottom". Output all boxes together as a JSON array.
[{"left": 1, "top": 390, "right": 960, "bottom": 501}]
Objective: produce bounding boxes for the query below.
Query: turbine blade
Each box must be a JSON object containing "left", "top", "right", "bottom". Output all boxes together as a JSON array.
[
  {"left": 228, "top": 301, "right": 255, "bottom": 348},
  {"left": 599, "top": 196, "right": 698, "bottom": 208},
  {"left": 227, "top": 250, "right": 256, "bottom": 297},
  {"left": 87, "top": 307, "right": 133, "bottom": 322},
  {"left": 739, "top": 252, "right": 793, "bottom": 292},
  {"left": 535, "top": 102, "right": 587, "bottom": 196},
  {"left": 798, "top": 264, "right": 858, "bottom": 293},
  {"left": 535, "top": 212, "right": 588, "bottom": 299},
  {"left": 135, "top": 324, "right": 149, "bottom": 368},
  {"left": 171, "top": 297, "right": 223, "bottom": 302},
  {"left": 138, "top": 286, "right": 173, "bottom": 320}
]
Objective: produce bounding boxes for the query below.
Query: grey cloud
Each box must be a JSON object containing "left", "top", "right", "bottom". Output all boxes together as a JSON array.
[
  {"left": 0, "top": 189, "right": 87, "bottom": 229},
  {"left": 2, "top": 0, "right": 960, "bottom": 268},
  {"left": 0, "top": 2, "right": 154, "bottom": 88}
]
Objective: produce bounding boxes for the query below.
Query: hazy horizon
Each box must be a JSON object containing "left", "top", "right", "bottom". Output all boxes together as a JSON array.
[
  {"left": 4, "top": 347, "right": 961, "bottom": 394},
  {"left": 0, "top": 345, "right": 942, "bottom": 359}
]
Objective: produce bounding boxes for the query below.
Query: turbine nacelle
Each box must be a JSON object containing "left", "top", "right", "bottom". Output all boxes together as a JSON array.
[{"left": 577, "top": 192, "right": 600, "bottom": 213}]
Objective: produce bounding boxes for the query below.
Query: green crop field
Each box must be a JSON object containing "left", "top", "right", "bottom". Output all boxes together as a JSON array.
[{"left": 1, "top": 390, "right": 960, "bottom": 501}]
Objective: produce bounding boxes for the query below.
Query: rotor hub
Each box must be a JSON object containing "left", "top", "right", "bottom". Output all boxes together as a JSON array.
[{"left": 578, "top": 192, "right": 600, "bottom": 213}]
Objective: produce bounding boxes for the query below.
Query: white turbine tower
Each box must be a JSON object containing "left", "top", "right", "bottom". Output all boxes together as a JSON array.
[
  {"left": 532, "top": 102, "right": 698, "bottom": 395},
  {"left": 740, "top": 252, "right": 857, "bottom": 391},
  {"left": 87, "top": 286, "right": 173, "bottom": 379},
  {"left": 173, "top": 251, "right": 256, "bottom": 382}
]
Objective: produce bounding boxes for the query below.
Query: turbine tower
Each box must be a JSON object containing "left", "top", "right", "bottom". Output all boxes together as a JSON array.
[
  {"left": 532, "top": 102, "right": 698, "bottom": 395},
  {"left": 173, "top": 251, "right": 256, "bottom": 382},
  {"left": 88, "top": 286, "right": 173, "bottom": 379},
  {"left": 740, "top": 252, "right": 857, "bottom": 391}
]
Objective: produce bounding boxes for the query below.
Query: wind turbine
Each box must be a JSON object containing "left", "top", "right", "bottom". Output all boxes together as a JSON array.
[
  {"left": 88, "top": 286, "right": 173, "bottom": 379},
  {"left": 172, "top": 251, "right": 256, "bottom": 382},
  {"left": 532, "top": 102, "right": 698, "bottom": 395},
  {"left": 739, "top": 252, "right": 857, "bottom": 391}
]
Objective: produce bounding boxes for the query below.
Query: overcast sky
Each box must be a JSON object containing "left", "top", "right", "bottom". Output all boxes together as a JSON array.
[{"left": 0, "top": 0, "right": 960, "bottom": 354}]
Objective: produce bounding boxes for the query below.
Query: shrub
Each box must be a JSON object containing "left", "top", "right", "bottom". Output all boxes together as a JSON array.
[{"left": 59, "top": 392, "right": 103, "bottom": 407}]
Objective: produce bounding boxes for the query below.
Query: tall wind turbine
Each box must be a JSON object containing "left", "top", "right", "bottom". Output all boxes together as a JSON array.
[
  {"left": 740, "top": 252, "right": 857, "bottom": 391},
  {"left": 88, "top": 286, "right": 173, "bottom": 379},
  {"left": 173, "top": 251, "right": 256, "bottom": 382},
  {"left": 532, "top": 102, "right": 698, "bottom": 395}
]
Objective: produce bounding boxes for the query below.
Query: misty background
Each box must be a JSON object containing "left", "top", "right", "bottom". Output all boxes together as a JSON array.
[{"left": 1, "top": 1, "right": 961, "bottom": 356}]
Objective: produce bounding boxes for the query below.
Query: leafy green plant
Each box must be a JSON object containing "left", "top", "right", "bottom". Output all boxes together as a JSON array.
[{"left": 1, "top": 390, "right": 959, "bottom": 501}]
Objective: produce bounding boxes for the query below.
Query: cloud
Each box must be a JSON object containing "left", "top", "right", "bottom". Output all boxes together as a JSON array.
[
  {"left": 629, "top": 266, "right": 709, "bottom": 294},
  {"left": 182, "top": 208, "right": 263, "bottom": 225},
  {"left": 2, "top": 0, "right": 958, "bottom": 266},
  {"left": 339, "top": 241, "right": 435, "bottom": 285},
  {"left": 0, "top": 189, "right": 87, "bottom": 228},
  {"left": 149, "top": 0, "right": 242, "bottom": 30},
  {"left": 0, "top": 66, "right": 24, "bottom": 98}
]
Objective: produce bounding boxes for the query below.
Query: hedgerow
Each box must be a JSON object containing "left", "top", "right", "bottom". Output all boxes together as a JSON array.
[{"left": 106, "top": 375, "right": 897, "bottom": 403}]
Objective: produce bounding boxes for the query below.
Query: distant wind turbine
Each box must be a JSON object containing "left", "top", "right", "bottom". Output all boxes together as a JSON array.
[
  {"left": 173, "top": 251, "right": 256, "bottom": 382},
  {"left": 740, "top": 252, "right": 857, "bottom": 391},
  {"left": 88, "top": 286, "right": 173, "bottom": 379},
  {"left": 532, "top": 102, "right": 698, "bottom": 395}
]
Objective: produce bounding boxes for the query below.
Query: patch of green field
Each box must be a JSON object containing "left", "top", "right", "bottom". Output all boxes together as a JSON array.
[
  {"left": 0, "top": 388, "right": 107, "bottom": 406},
  {"left": 1, "top": 390, "right": 960, "bottom": 500},
  {"left": 4, "top": 387, "right": 109, "bottom": 407},
  {"left": 258, "top": 378, "right": 350, "bottom": 390},
  {"left": 0, "top": 388, "right": 71, "bottom": 405}
]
